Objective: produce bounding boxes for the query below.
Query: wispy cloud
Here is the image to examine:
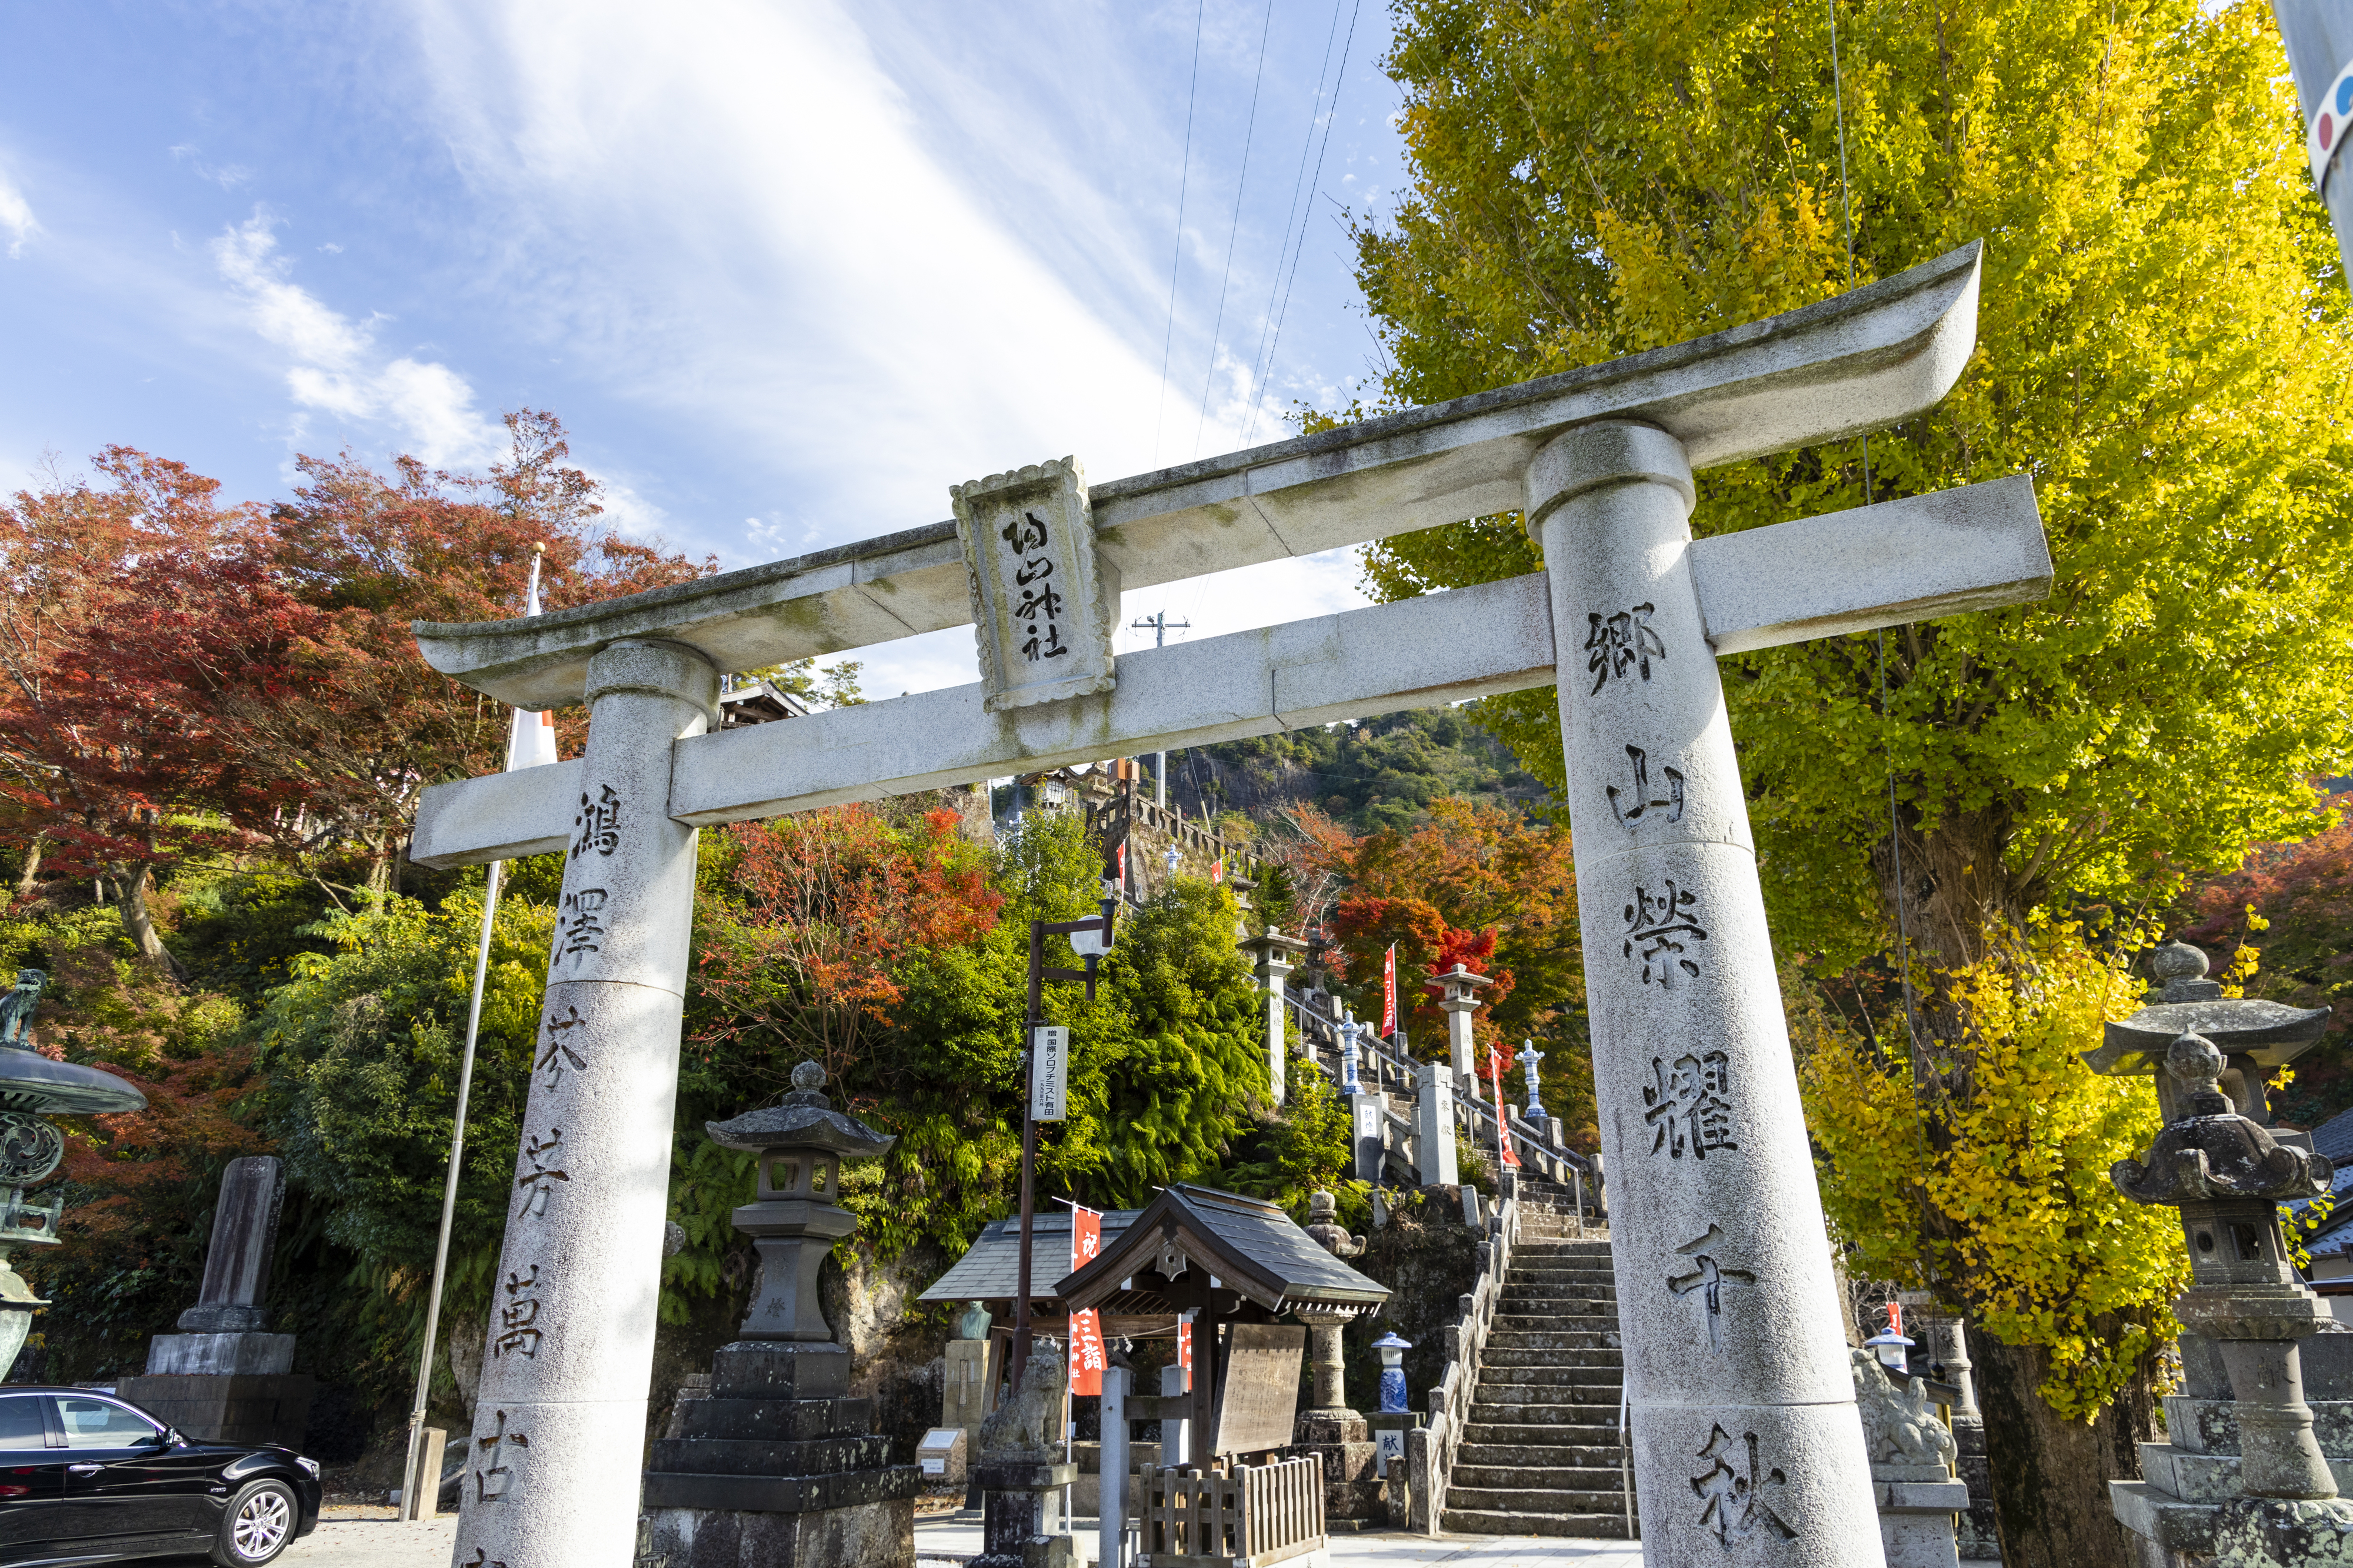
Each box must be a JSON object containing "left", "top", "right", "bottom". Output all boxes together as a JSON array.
[
  {"left": 209, "top": 211, "right": 501, "bottom": 468},
  {"left": 0, "top": 167, "right": 41, "bottom": 260},
  {"left": 169, "top": 144, "right": 254, "bottom": 190},
  {"left": 404, "top": 0, "right": 1242, "bottom": 528}
]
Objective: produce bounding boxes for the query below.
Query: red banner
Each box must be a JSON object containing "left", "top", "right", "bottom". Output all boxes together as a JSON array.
[
  {"left": 1488, "top": 1045, "right": 1521, "bottom": 1167},
  {"left": 1069, "top": 1207, "right": 1105, "bottom": 1395},
  {"left": 1177, "top": 1319, "right": 1192, "bottom": 1380},
  {"left": 1382, "top": 945, "right": 1398, "bottom": 1035}
]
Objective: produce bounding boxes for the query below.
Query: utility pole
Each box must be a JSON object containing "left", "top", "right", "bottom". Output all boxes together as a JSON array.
[{"left": 1130, "top": 610, "right": 1190, "bottom": 806}]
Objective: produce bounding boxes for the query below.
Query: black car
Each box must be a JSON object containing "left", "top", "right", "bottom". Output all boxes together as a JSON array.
[{"left": 0, "top": 1387, "right": 320, "bottom": 1566}]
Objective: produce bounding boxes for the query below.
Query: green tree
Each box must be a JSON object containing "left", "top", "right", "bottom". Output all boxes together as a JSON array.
[
  {"left": 250, "top": 888, "right": 554, "bottom": 1353},
  {"left": 1345, "top": 2, "right": 2353, "bottom": 1561}
]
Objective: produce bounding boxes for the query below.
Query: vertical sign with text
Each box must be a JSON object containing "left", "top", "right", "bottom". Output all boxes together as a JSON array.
[
  {"left": 1069, "top": 1206, "right": 1105, "bottom": 1396},
  {"left": 1382, "top": 945, "right": 1398, "bottom": 1036},
  {"left": 1031, "top": 1025, "right": 1070, "bottom": 1122}
]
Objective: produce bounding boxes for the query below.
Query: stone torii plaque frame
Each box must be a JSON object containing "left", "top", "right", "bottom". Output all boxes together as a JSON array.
[{"left": 418, "top": 241, "right": 2048, "bottom": 1568}]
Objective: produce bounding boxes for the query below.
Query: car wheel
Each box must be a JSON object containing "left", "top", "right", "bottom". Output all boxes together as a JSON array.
[{"left": 211, "top": 1477, "right": 299, "bottom": 1567}]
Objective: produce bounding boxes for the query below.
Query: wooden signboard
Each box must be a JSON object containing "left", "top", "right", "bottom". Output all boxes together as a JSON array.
[{"left": 1212, "top": 1323, "right": 1306, "bottom": 1456}]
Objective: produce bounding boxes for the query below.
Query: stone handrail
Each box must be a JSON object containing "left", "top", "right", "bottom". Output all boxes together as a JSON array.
[
  {"left": 1281, "top": 990, "right": 1598, "bottom": 1203},
  {"left": 1405, "top": 1172, "right": 1520, "bottom": 1534}
]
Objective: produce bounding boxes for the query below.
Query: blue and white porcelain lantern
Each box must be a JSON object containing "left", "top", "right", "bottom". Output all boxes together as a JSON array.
[{"left": 1374, "top": 1331, "right": 1413, "bottom": 1414}]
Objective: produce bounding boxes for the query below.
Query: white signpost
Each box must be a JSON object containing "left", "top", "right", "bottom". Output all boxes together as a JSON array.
[
  {"left": 419, "top": 242, "right": 2048, "bottom": 1568},
  {"left": 1029, "top": 1025, "right": 1069, "bottom": 1122}
]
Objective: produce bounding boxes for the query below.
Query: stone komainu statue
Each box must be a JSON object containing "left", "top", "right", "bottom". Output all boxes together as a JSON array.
[
  {"left": 1850, "top": 1346, "right": 1958, "bottom": 1469},
  {"left": 978, "top": 1345, "right": 1067, "bottom": 1459}
]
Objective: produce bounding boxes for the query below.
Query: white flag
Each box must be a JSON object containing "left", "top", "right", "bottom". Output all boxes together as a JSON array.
[{"left": 504, "top": 548, "right": 560, "bottom": 771}]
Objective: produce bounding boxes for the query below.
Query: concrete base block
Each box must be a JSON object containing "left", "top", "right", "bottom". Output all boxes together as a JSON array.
[
  {"left": 2210, "top": 1494, "right": 2353, "bottom": 1568},
  {"left": 114, "top": 1372, "right": 312, "bottom": 1448},
  {"left": 641, "top": 1497, "right": 914, "bottom": 1568},
  {"left": 2112, "top": 1479, "right": 2218, "bottom": 1556},
  {"left": 143, "top": 1332, "right": 295, "bottom": 1376}
]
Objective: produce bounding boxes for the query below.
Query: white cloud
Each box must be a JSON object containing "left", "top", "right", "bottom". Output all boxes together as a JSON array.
[
  {"left": 0, "top": 169, "right": 41, "bottom": 260},
  {"left": 169, "top": 144, "right": 254, "bottom": 190},
  {"left": 209, "top": 212, "right": 502, "bottom": 468},
  {"left": 403, "top": 0, "right": 1252, "bottom": 531}
]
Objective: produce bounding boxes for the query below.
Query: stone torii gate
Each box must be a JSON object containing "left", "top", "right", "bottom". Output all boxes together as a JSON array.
[{"left": 414, "top": 241, "right": 2048, "bottom": 1568}]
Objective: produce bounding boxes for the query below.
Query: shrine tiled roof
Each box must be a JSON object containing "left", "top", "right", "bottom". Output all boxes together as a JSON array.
[
  {"left": 915, "top": 1207, "right": 1144, "bottom": 1308},
  {"left": 1058, "top": 1184, "right": 1389, "bottom": 1315}
]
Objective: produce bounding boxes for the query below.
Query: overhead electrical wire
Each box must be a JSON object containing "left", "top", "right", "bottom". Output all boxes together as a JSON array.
[
  {"left": 1237, "top": 0, "right": 1359, "bottom": 448},
  {"left": 1151, "top": 0, "right": 1208, "bottom": 469},
  {"left": 1191, "top": 0, "right": 1279, "bottom": 460}
]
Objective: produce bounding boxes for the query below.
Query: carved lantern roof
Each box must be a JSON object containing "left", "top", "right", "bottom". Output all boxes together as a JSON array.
[{"left": 705, "top": 1061, "right": 896, "bottom": 1159}]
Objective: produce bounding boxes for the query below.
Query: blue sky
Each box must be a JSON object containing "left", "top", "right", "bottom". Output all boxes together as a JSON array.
[{"left": 0, "top": 0, "right": 1408, "bottom": 696}]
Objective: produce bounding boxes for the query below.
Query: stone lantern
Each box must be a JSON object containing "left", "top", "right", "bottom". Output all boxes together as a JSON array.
[
  {"left": 715, "top": 1060, "right": 897, "bottom": 1343},
  {"left": 2111, "top": 1032, "right": 2353, "bottom": 1563},
  {"left": 641, "top": 1062, "right": 919, "bottom": 1567},
  {"left": 0, "top": 969, "right": 145, "bottom": 1379},
  {"left": 1425, "top": 963, "right": 1493, "bottom": 1083}
]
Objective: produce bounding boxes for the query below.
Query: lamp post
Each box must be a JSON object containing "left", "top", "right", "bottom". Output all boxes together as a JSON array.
[{"left": 1008, "top": 875, "right": 1119, "bottom": 1399}]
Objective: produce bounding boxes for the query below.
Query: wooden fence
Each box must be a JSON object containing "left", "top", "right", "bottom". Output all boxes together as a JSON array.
[{"left": 1138, "top": 1456, "right": 1324, "bottom": 1568}]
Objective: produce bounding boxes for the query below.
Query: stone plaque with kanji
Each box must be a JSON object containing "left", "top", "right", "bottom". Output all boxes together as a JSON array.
[{"left": 949, "top": 456, "right": 1119, "bottom": 713}]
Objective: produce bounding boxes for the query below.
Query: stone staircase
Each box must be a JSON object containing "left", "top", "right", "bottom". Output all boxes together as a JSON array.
[{"left": 1440, "top": 1203, "right": 1631, "bottom": 1538}]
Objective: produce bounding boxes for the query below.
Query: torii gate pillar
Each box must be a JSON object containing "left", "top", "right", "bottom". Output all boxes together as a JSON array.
[
  {"left": 455, "top": 639, "right": 717, "bottom": 1568},
  {"left": 1532, "top": 422, "right": 1879, "bottom": 1564}
]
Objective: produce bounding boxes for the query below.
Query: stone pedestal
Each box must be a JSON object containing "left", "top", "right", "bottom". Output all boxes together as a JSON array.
[
  {"left": 121, "top": 1155, "right": 311, "bottom": 1447},
  {"left": 1291, "top": 1407, "right": 1384, "bottom": 1529},
  {"left": 972, "top": 1459, "right": 1078, "bottom": 1568},
  {"left": 641, "top": 1342, "right": 919, "bottom": 1568},
  {"left": 1874, "top": 1463, "right": 1973, "bottom": 1568},
  {"left": 114, "top": 1372, "right": 315, "bottom": 1447}
]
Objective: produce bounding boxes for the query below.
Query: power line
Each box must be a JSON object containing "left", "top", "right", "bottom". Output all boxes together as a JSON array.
[
  {"left": 1192, "top": 0, "right": 1279, "bottom": 461},
  {"left": 1152, "top": 0, "right": 1208, "bottom": 469},
  {"left": 1236, "top": 0, "right": 1350, "bottom": 447},
  {"left": 1242, "top": 0, "right": 1364, "bottom": 446}
]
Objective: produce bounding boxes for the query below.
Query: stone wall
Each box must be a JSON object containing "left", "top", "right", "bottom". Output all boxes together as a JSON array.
[
  {"left": 1347, "top": 1199, "right": 1482, "bottom": 1413},
  {"left": 822, "top": 1239, "right": 957, "bottom": 1465}
]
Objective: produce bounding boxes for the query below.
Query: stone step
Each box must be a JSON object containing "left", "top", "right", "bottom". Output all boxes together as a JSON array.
[
  {"left": 1465, "top": 1395, "right": 1622, "bottom": 1422},
  {"left": 1476, "top": 1370, "right": 1622, "bottom": 1394},
  {"left": 1499, "top": 1295, "right": 1619, "bottom": 1315},
  {"left": 1445, "top": 1485, "right": 1628, "bottom": 1514},
  {"left": 1487, "top": 1337, "right": 1619, "bottom": 1365},
  {"left": 1485, "top": 1330, "right": 1621, "bottom": 1352},
  {"left": 1490, "top": 1314, "right": 1618, "bottom": 1332},
  {"left": 1480, "top": 1347, "right": 1621, "bottom": 1370},
  {"left": 1451, "top": 1464, "right": 1625, "bottom": 1492},
  {"left": 1457, "top": 1442, "right": 1624, "bottom": 1469},
  {"left": 1464, "top": 1420, "right": 1624, "bottom": 1446},
  {"left": 1440, "top": 1507, "right": 1631, "bottom": 1538},
  {"left": 1485, "top": 1346, "right": 1622, "bottom": 1368},
  {"left": 1507, "top": 1264, "right": 1615, "bottom": 1279}
]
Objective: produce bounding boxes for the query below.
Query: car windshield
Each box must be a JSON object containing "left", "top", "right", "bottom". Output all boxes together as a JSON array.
[
  {"left": 0, "top": 1397, "right": 42, "bottom": 1450},
  {"left": 55, "top": 1398, "right": 158, "bottom": 1449}
]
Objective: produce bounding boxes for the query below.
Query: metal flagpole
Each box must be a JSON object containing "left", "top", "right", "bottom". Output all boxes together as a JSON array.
[
  {"left": 401, "top": 857, "right": 503, "bottom": 1519},
  {"left": 400, "top": 544, "right": 554, "bottom": 1522}
]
